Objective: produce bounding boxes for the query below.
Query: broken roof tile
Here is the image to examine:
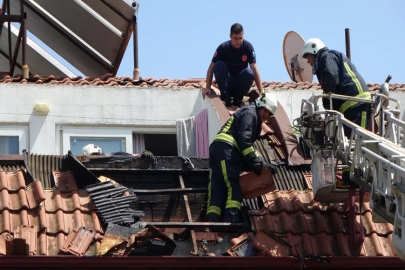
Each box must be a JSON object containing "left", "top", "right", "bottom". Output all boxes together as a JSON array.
[
  {"left": 53, "top": 171, "right": 78, "bottom": 193},
  {"left": 61, "top": 226, "right": 96, "bottom": 256},
  {"left": 0, "top": 168, "right": 103, "bottom": 256},
  {"left": 239, "top": 168, "right": 276, "bottom": 199},
  {"left": 14, "top": 225, "right": 37, "bottom": 255}
]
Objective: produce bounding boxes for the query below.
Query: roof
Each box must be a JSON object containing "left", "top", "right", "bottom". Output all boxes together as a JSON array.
[
  {"left": 251, "top": 190, "right": 395, "bottom": 257},
  {"left": 0, "top": 170, "right": 103, "bottom": 256},
  {"left": 0, "top": 77, "right": 403, "bottom": 266},
  {"left": 1, "top": 74, "right": 405, "bottom": 91}
]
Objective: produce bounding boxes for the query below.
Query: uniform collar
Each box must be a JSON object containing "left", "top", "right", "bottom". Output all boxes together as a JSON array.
[{"left": 312, "top": 47, "right": 329, "bottom": 74}]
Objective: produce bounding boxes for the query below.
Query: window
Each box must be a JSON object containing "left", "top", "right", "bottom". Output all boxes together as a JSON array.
[
  {"left": 58, "top": 126, "right": 132, "bottom": 155},
  {"left": 144, "top": 134, "right": 177, "bottom": 156},
  {"left": 0, "top": 125, "right": 28, "bottom": 155},
  {"left": 70, "top": 137, "right": 126, "bottom": 155},
  {"left": 0, "top": 136, "right": 19, "bottom": 154}
]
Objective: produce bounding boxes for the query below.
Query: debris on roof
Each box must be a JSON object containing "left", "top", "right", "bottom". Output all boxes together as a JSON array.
[
  {"left": 85, "top": 181, "right": 144, "bottom": 228},
  {"left": 61, "top": 226, "right": 96, "bottom": 256},
  {"left": 239, "top": 168, "right": 276, "bottom": 199},
  {"left": 0, "top": 169, "right": 103, "bottom": 256}
]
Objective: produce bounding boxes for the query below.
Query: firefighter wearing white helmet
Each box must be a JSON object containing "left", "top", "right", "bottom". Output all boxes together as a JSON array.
[
  {"left": 205, "top": 92, "right": 277, "bottom": 223},
  {"left": 301, "top": 38, "right": 326, "bottom": 59},
  {"left": 255, "top": 92, "right": 277, "bottom": 117},
  {"left": 302, "top": 37, "right": 371, "bottom": 189}
]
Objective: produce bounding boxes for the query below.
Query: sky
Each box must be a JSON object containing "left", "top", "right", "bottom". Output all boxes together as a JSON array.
[
  {"left": 116, "top": 0, "right": 405, "bottom": 84},
  {"left": 3, "top": 0, "right": 405, "bottom": 84}
]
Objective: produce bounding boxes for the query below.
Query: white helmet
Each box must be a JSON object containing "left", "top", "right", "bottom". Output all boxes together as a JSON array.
[
  {"left": 82, "top": 144, "right": 103, "bottom": 155},
  {"left": 302, "top": 38, "right": 326, "bottom": 59},
  {"left": 255, "top": 93, "right": 277, "bottom": 115}
]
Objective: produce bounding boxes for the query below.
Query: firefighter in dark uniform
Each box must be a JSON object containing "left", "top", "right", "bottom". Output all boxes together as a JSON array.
[
  {"left": 205, "top": 93, "right": 278, "bottom": 223},
  {"left": 202, "top": 23, "right": 264, "bottom": 107},
  {"left": 302, "top": 38, "right": 372, "bottom": 188}
]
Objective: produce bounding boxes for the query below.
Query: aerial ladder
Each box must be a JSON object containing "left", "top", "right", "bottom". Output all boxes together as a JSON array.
[{"left": 293, "top": 75, "right": 405, "bottom": 259}]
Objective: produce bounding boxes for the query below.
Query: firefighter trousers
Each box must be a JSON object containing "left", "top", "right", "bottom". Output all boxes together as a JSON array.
[{"left": 205, "top": 142, "right": 242, "bottom": 223}]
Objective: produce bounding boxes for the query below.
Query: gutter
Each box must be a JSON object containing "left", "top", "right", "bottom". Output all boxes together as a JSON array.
[{"left": 0, "top": 256, "right": 404, "bottom": 269}]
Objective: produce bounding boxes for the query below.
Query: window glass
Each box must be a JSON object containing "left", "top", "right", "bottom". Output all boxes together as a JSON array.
[
  {"left": 70, "top": 137, "right": 125, "bottom": 155},
  {"left": 0, "top": 136, "right": 19, "bottom": 154}
]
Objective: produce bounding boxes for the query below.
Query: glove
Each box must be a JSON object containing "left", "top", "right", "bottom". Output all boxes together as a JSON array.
[
  {"left": 266, "top": 163, "right": 277, "bottom": 175},
  {"left": 253, "top": 162, "right": 262, "bottom": 175},
  {"left": 141, "top": 150, "right": 154, "bottom": 163}
]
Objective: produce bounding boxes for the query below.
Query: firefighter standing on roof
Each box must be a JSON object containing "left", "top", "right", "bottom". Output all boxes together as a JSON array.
[
  {"left": 302, "top": 38, "right": 372, "bottom": 188},
  {"left": 205, "top": 93, "right": 278, "bottom": 223},
  {"left": 202, "top": 23, "right": 263, "bottom": 108}
]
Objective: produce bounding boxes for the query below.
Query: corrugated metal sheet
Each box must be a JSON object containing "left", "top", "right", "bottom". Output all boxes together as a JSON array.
[
  {"left": 0, "top": 164, "right": 25, "bottom": 172},
  {"left": 23, "top": 152, "right": 65, "bottom": 188},
  {"left": 0, "top": 155, "right": 26, "bottom": 173},
  {"left": 273, "top": 165, "right": 311, "bottom": 191},
  {"left": 255, "top": 136, "right": 312, "bottom": 191}
]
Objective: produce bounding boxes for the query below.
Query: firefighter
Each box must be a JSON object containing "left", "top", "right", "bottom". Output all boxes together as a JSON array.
[
  {"left": 202, "top": 23, "right": 263, "bottom": 107},
  {"left": 302, "top": 38, "right": 371, "bottom": 188},
  {"left": 205, "top": 93, "right": 277, "bottom": 223}
]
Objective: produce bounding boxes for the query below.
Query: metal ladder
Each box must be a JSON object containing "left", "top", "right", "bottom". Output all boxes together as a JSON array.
[{"left": 295, "top": 92, "right": 405, "bottom": 259}]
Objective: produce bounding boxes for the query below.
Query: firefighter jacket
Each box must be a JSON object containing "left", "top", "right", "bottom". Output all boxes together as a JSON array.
[
  {"left": 212, "top": 104, "right": 262, "bottom": 166},
  {"left": 313, "top": 47, "right": 371, "bottom": 113}
]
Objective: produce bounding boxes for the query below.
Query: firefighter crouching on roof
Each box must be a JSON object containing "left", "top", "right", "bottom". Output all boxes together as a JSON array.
[
  {"left": 205, "top": 93, "right": 278, "bottom": 223},
  {"left": 302, "top": 38, "right": 372, "bottom": 188}
]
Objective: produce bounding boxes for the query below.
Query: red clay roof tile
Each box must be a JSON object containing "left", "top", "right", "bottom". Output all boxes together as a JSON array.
[
  {"left": 250, "top": 190, "right": 395, "bottom": 257},
  {"left": 0, "top": 74, "right": 403, "bottom": 92},
  {"left": 0, "top": 170, "right": 103, "bottom": 255}
]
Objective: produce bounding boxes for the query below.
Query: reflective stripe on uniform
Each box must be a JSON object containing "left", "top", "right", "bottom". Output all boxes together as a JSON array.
[
  {"left": 222, "top": 116, "right": 235, "bottom": 133},
  {"left": 221, "top": 160, "right": 233, "bottom": 207},
  {"left": 344, "top": 62, "right": 363, "bottom": 94},
  {"left": 361, "top": 111, "right": 367, "bottom": 128},
  {"left": 225, "top": 200, "right": 241, "bottom": 210},
  {"left": 339, "top": 92, "right": 371, "bottom": 114},
  {"left": 214, "top": 133, "right": 240, "bottom": 151},
  {"left": 207, "top": 205, "right": 221, "bottom": 215},
  {"left": 242, "top": 146, "right": 254, "bottom": 156},
  {"left": 207, "top": 169, "right": 212, "bottom": 208}
]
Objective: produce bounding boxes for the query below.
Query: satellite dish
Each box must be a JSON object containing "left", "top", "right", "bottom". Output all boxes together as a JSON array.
[{"left": 283, "top": 31, "right": 313, "bottom": 83}]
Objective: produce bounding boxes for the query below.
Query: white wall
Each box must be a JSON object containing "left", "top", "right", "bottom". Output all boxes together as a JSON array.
[
  {"left": 2, "top": 84, "right": 404, "bottom": 155},
  {"left": 0, "top": 84, "right": 200, "bottom": 154},
  {"left": 270, "top": 89, "right": 405, "bottom": 123}
]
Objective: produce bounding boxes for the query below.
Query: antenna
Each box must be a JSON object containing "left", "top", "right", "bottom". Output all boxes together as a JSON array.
[{"left": 283, "top": 31, "right": 313, "bottom": 83}]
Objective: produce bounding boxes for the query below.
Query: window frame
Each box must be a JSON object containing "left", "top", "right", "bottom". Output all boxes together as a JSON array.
[
  {"left": 57, "top": 126, "right": 133, "bottom": 155},
  {"left": 0, "top": 125, "right": 29, "bottom": 155}
]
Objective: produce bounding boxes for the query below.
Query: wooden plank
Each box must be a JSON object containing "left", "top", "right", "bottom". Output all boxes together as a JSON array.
[
  {"left": 145, "top": 222, "right": 244, "bottom": 228},
  {"left": 179, "top": 175, "right": 198, "bottom": 255},
  {"left": 132, "top": 187, "right": 207, "bottom": 194}
]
